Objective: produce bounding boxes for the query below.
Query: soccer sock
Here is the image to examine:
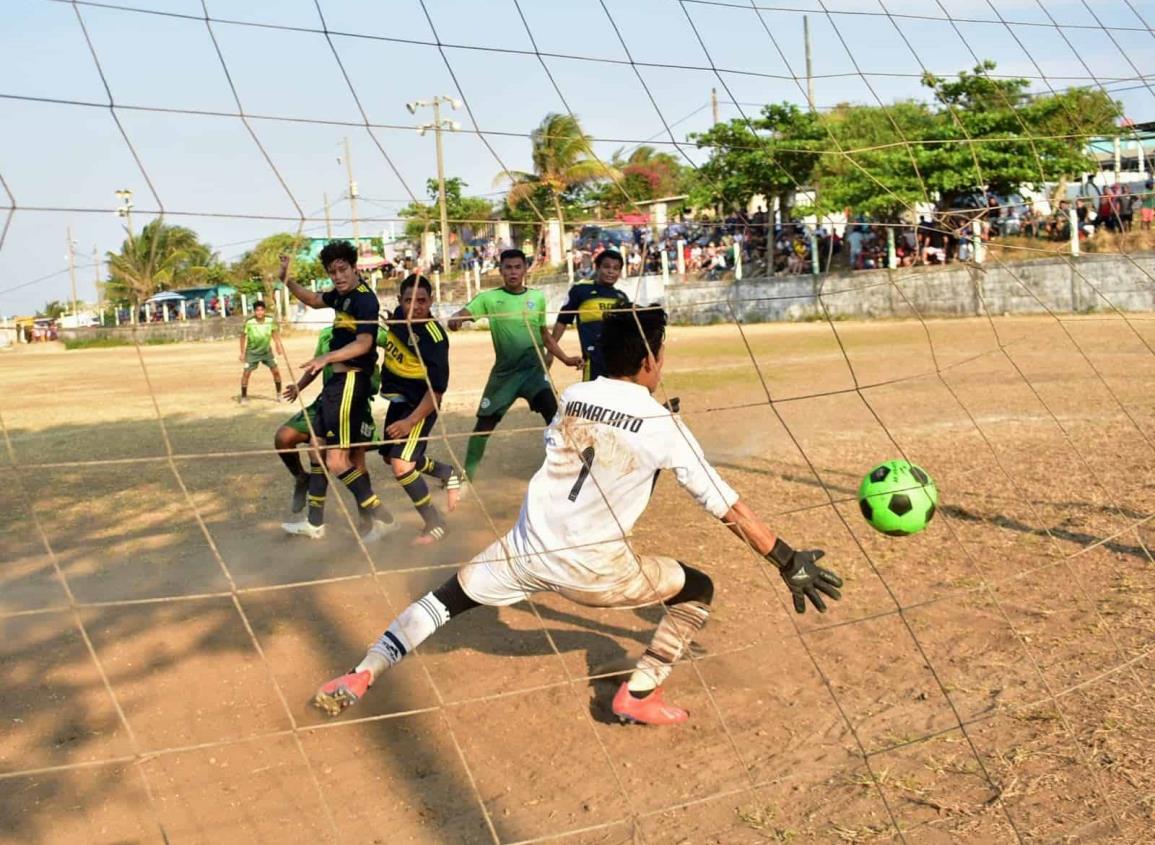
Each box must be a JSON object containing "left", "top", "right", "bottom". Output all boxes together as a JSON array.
[
  {"left": 306, "top": 463, "right": 327, "bottom": 527},
  {"left": 397, "top": 469, "right": 442, "bottom": 529},
  {"left": 464, "top": 434, "right": 489, "bottom": 480},
  {"left": 278, "top": 448, "right": 305, "bottom": 479},
  {"left": 418, "top": 456, "right": 456, "bottom": 483},
  {"left": 274, "top": 379, "right": 283, "bottom": 394},
  {"left": 337, "top": 466, "right": 380, "bottom": 531},
  {"left": 355, "top": 578, "right": 479, "bottom": 681},
  {"left": 628, "top": 601, "right": 711, "bottom": 696},
  {"left": 241, "top": 384, "right": 248, "bottom": 398}
]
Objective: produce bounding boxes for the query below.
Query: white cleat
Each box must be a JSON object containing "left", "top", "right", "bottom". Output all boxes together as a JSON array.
[
  {"left": 361, "top": 517, "right": 400, "bottom": 543},
  {"left": 282, "top": 519, "right": 325, "bottom": 539}
]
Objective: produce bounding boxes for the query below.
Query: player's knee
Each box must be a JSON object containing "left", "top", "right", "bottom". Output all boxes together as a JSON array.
[
  {"left": 667, "top": 563, "right": 713, "bottom": 606},
  {"left": 391, "top": 458, "right": 415, "bottom": 479},
  {"left": 432, "top": 575, "right": 481, "bottom": 617},
  {"left": 473, "top": 415, "right": 501, "bottom": 434},
  {"left": 273, "top": 426, "right": 298, "bottom": 449},
  {"left": 530, "top": 389, "right": 558, "bottom": 421}
]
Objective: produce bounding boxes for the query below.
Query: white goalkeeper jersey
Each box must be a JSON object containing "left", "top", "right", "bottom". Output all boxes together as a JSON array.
[{"left": 505, "top": 377, "right": 739, "bottom": 590}]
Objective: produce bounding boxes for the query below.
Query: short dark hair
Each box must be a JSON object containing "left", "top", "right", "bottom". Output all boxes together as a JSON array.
[
  {"left": 253, "top": 300, "right": 266, "bottom": 310},
  {"left": 400, "top": 274, "right": 433, "bottom": 295},
  {"left": 319, "top": 239, "right": 358, "bottom": 270},
  {"left": 499, "top": 248, "right": 527, "bottom": 264},
  {"left": 600, "top": 305, "right": 667, "bottom": 378},
  {"left": 595, "top": 249, "right": 624, "bottom": 268}
]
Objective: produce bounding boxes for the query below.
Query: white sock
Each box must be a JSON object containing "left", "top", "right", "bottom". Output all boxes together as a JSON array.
[{"left": 355, "top": 592, "right": 450, "bottom": 682}]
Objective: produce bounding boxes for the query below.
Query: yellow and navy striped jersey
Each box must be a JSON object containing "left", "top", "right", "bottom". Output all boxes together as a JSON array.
[
  {"left": 557, "top": 281, "right": 632, "bottom": 380},
  {"left": 321, "top": 282, "right": 380, "bottom": 373},
  {"left": 378, "top": 308, "right": 450, "bottom": 406}
]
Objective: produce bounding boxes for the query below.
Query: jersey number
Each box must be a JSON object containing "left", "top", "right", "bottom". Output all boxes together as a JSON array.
[{"left": 568, "top": 446, "right": 596, "bottom": 502}]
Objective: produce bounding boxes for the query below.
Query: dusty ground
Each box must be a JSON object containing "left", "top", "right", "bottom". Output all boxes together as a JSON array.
[{"left": 2, "top": 315, "right": 1154, "bottom": 844}]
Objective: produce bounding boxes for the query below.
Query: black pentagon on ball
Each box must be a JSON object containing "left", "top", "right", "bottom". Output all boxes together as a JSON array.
[
  {"left": 870, "top": 465, "right": 890, "bottom": 483},
  {"left": 910, "top": 466, "right": 929, "bottom": 485},
  {"left": 859, "top": 498, "right": 873, "bottom": 521},
  {"left": 926, "top": 502, "right": 936, "bottom": 523},
  {"left": 888, "top": 493, "right": 913, "bottom": 516},
  {"left": 884, "top": 528, "right": 910, "bottom": 537}
]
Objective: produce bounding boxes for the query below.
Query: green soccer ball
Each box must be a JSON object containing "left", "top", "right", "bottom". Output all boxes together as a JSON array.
[{"left": 857, "top": 460, "right": 938, "bottom": 536}]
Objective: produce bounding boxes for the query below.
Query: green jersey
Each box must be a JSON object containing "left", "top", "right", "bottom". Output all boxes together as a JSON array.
[
  {"left": 244, "top": 316, "right": 277, "bottom": 355},
  {"left": 465, "top": 286, "right": 547, "bottom": 372}
]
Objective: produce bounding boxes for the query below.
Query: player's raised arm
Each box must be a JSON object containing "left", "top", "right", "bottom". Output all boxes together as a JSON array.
[{"left": 281, "top": 255, "right": 325, "bottom": 309}]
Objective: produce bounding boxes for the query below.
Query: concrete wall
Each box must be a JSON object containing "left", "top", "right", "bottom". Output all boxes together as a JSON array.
[{"left": 58, "top": 254, "right": 1155, "bottom": 343}]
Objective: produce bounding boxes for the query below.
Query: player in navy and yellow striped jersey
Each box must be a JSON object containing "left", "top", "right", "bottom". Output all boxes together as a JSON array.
[
  {"left": 550, "top": 249, "right": 632, "bottom": 381},
  {"left": 279, "top": 241, "right": 394, "bottom": 543},
  {"left": 378, "top": 274, "right": 462, "bottom": 544}
]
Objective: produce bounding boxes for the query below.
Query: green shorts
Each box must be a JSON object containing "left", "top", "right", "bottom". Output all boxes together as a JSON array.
[
  {"left": 283, "top": 395, "right": 375, "bottom": 440},
  {"left": 244, "top": 349, "right": 277, "bottom": 371},
  {"left": 477, "top": 364, "right": 553, "bottom": 419}
]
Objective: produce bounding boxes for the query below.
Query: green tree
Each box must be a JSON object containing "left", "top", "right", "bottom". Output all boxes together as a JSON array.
[
  {"left": 105, "top": 219, "right": 214, "bottom": 306},
  {"left": 398, "top": 178, "right": 495, "bottom": 242},
  {"left": 688, "top": 103, "right": 825, "bottom": 217},
  {"left": 918, "top": 61, "right": 1117, "bottom": 208},
  {"left": 39, "top": 300, "right": 67, "bottom": 319},
  {"left": 231, "top": 233, "right": 324, "bottom": 298},
  {"left": 587, "top": 145, "right": 691, "bottom": 214},
  {"left": 818, "top": 100, "right": 938, "bottom": 220},
  {"left": 498, "top": 113, "right": 619, "bottom": 226}
]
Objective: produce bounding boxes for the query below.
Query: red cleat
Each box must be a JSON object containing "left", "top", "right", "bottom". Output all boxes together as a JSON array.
[
  {"left": 611, "top": 682, "right": 688, "bottom": 726},
  {"left": 312, "top": 669, "right": 371, "bottom": 717}
]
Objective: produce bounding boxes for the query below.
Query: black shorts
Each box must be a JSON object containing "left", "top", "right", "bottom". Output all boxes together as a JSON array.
[
  {"left": 315, "top": 371, "right": 374, "bottom": 448},
  {"left": 380, "top": 400, "right": 438, "bottom": 463}
]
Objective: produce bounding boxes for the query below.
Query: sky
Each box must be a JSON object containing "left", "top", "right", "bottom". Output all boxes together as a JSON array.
[{"left": 1, "top": 0, "right": 1153, "bottom": 315}]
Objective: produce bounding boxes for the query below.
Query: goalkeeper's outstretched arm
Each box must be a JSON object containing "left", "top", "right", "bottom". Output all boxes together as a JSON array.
[{"left": 720, "top": 499, "right": 844, "bottom": 614}]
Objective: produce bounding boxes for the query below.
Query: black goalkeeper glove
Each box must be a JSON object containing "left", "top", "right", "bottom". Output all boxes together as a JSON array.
[{"left": 766, "top": 539, "right": 843, "bottom": 614}]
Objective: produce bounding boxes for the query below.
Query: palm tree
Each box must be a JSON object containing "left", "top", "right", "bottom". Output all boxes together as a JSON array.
[
  {"left": 106, "top": 219, "right": 213, "bottom": 307},
  {"left": 498, "top": 113, "right": 619, "bottom": 227}
]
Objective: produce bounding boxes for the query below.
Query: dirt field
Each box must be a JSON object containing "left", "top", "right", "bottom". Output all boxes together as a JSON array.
[{"left": 2, "top": 315, "right": 1154, "bottom": 844}]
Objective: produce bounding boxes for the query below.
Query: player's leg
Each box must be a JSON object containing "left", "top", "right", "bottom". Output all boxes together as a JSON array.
[
  {"left": 273, "top": 416, "right": 310, "bottom": 513},
  {"left": 416, "top": 456, "right": 463, "bottom": 511},
  {"left": 463, "top": 368, "right": 519, "bottom": 479},
  {"left": 282, "top": 436, "right": 328, "bottom": 539},
  {"left": 382, "top": 404, "right": 447, "bottom": 543},
  {"left": 528, "top": 385, "right": 559, "bottom": 425},
  {"left": 326, "top": 372, "right": 391, "bottom": 540},
  {"left": 313, "top": 537, "right": 537, "bottom": 716},
  {"left": 463, "top": 414, "right": 501, "bottom": 481},
  {"left": 268, "top": 361, "right": 283, "bottom": 401},
  {"left": 562, "top": 556, "right": 713, "bottom": 726},
  {"left": 240, "top": 358, "right": 256, "bottom": 403}
]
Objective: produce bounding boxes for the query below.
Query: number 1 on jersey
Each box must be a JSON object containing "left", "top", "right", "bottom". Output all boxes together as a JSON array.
[{"left": 568, "top": 446, "right": 596, "bottom": 502}]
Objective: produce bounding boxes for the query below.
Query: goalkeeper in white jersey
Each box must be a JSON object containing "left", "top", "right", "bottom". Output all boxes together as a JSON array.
[{"left": 313, "top": 306, "right": 843, "bottom": 726}]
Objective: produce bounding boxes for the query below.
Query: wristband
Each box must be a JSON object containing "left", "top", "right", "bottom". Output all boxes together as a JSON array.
[{"left": 767, "top": 537, "right": 794, "bottom": 570}]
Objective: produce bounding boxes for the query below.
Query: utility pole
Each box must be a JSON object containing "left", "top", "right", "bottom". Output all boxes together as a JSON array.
[
  {"left": 114, "top": 188, "right": 135, "bottom": 322},
  {"left": 323, "top": 191, "right": 333, "bottom": 238},
  {"left": 804, "top": 16, "right": 815, "bottom": 111},
  {"left": 92, "top": 245, "right": 101, "bottom": 306},
  {"left": 408, "top": 96, "right": 462, "bottom": 278},
  {"left": 66, "top": 227, "right": 78, "bottom": 321},
  {"left": 711, "top": 87, "right": 719, "bottom": 125},
  {"left": 341, "top": 138, "right": 360, "bottom": 244}
]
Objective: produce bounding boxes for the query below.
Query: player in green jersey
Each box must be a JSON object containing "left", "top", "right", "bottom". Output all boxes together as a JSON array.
[
  {"left": 239, "top": 301, "right": 285, "bottom": 403},
  {"left": 447, "top": 249, "right": 580, "bottom": 480}
]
